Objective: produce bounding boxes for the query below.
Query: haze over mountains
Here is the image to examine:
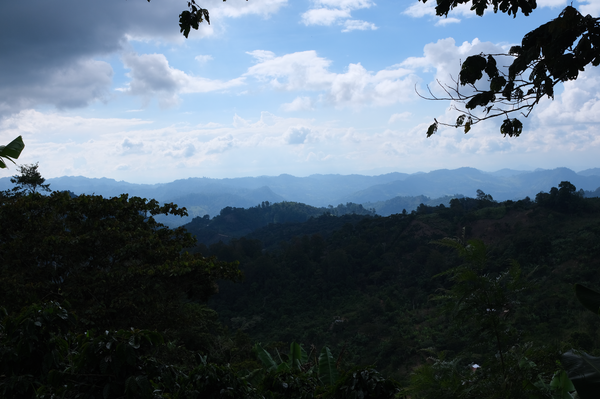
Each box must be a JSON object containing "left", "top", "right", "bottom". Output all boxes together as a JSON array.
[{"left": 2, "top": 167, "right": 600, "bottom": 226}]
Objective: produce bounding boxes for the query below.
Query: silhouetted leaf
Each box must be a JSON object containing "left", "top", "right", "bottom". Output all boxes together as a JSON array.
[
  {"left": 561, "top": 350, "right": 600, "bottom": 399},
  {"left": 460, "top": 55, "right": 487, "bottom": 85},
  {"left": 426, "top": 122, "right": 438, "bottom": 137},
  {"left": 575, "top": 284, "right": 600, "bottom": 315}
]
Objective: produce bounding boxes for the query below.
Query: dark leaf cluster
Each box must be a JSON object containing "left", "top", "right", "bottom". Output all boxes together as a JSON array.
[
  {"left": 423, "top": 5, "right": 600, "bottom": 136},
  {"left": 421, "top": 0, "right": 537, "bottom": 18}
]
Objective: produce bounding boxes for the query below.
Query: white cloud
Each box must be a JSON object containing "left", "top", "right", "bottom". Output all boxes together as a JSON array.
[
  {"left": 342, "top": 19, "right": 378, "bottom": 32},
  {"left": 535, "top": 67, "right": 600, "bottom": 126},
  {"left": 538, "top": 0, "right": 567, "bottom": 8},
  {"left": 121, "top": 138, "right": 145, "bottom": 154},
  {"left": 205, "top": 134, "right": 236, "bottom": 154},
  {"left": 195, "top": 55, "right": 214, "bottom": 65},
  {"left": 284, "top": 126, "right": 312, "bottom": 144},
  {"left": 5, "top": 105, "right": 600, "bottom": 184},
  {"left": 316, "top": 0, "right": 374, "bottom": 8},
  {"left": 246, "top": 50, "right": 418, "bottom": 108},
  {"left": 402, "top": 2, "right": 435, "bottom": 18},
  {"left": 402, "top": 1, "right": 478, "bottom": 24},
  {"left": 388, "top": 112, "right": 411, "bottom": 124},
  {"left": 233, "top": 114, "right": 251, "bottom": 128},
  {"left": 402, "top": 37, "right": 509, "bottom": 99},
  {"left": 436, "top": 17, "right": 461, "bottom": 26},
  {"left": 399, "top": 35, "right": 600, "bottom": 160},
  {"left": 120, "top": 52, "right": 245, "bottom": 108},
  {"left": 578, "top": 0, "right": 600, "bottom": 15},
  {"left": 301, "top": 0, "right": 377, "bottom": 31},
  {"left": 302, "top": 8, "right": 352, "bottom": 25},
  {"left": 246, "top": 51, "right": 333, "bottom": 91},
  {"left": 166, "top": 141, "right": 198, "bottom": 158},
  {"left": 197, "top": 122, "right": 223, "bottom": 128},
  {"left": 247, "top": 50, "right": 277, "bottom": 63},
  {"left": 0, "top": 109, "right": 152, "bottom": 140},
  {"left": 212, "top": 0, "right": 288, "bottom": 19},
  {"left": 281, "top": 96, "right": 315, "bottom": 112}
]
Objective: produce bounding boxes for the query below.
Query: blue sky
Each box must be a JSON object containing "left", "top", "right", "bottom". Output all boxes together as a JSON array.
[{"left": 1, "top": 0, "right": 600, "bottom": 183}]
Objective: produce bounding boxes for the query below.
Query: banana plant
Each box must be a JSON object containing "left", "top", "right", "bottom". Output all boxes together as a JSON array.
[
  {"left": 254, "top": 342, "right": 308, "bottom": 373},
  {"left": 0, "top": 136, "right": 25, "bottom": 169},
  {"left": 254, "top": 342, "right": 339, "bottom": 385},
  {"left": 317, "top": 346, "right": 339, "bottom": 385}
]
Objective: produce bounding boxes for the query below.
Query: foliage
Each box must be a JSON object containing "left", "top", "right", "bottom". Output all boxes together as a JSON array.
[
  {"left": 432, "top": 238, "right": 527, "bottom": 381},
  {"left": 0, "top": 136, "right": 25, "bottom": 169},
  {"left": 0, "top": 190, "right": 242, "bottom": 349},
  {"left": 363, "top": 194, "right": 461, "bottom": 217},
  {"left": 178, "top": 0, "right": 210, "bottom": 38},
  {"left": 560, "top": 350, "right": 600, "bottom": 399},
  {"left": 535, "top": 181, "right": 587, "bottom": 213},
  {"left": 0, "top": 167, "right": 403, "bottom": 398},
  {"left": 200, "top": 181, "right": 600, "bottom": 384},
  {"left": 330, "top": 367, "right": 400, "bottom": 399},
  {"left": 558, "top": 284, "right": 600, "bottom": 399},
  {"left": 146, "top": 0, "right": 243, "bottom": 39},
  {"left": 185, "top": 201, "right": 374, "bottom": 246},
  {"left": 10, "top": 162, "right": 51, "bottom": 194},
  {"left": 406, "top": 238, "right": 567, "bottom": 399},
  {"left": 318, "top": 346, "right": 339, "bottom": 386},
  {"left": 7, "top": 172, "right": 600, "bottom": 397},
  {"left": 254, "top": 342, "right": 339, "bottom": 386},
  {"left": 421, "top": 1, "right": 600, "bottom": 136},
  {"left": 424, "top": 0, "right": 537, "bottom": 18},
  {"left": 0, "top": 301, "right": 262, "bottom": 399},
  {"left": 254, "top": 342, "right": 309, "bottom": 373},
  {"left": 252, "top": 343, "right": 399, "bottom": 398}
]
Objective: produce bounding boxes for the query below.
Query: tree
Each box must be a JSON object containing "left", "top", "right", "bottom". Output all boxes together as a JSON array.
[
  {"left": 10, "top": 162, "right": 50, "bottom": 194},
  {"left": 0, "top": 190, "right": 242, "bottom": 343},
  {"left": 535, "top": 181, "right": 585, "bottom": 212},
  {"left": 0, "top": 136, "right": 25, "bottom": 169},
  {"left": 0, "top": 301, "right": 260, "bottom": 398},
  {"left": 476, "top": 189, "right": 494, "bottom": 202},
  {"left": 406, "top": 238, "right": 563, "bottom": 399},
  {"left": 421, "top": 1, "right": 600, "bottom": 137}
]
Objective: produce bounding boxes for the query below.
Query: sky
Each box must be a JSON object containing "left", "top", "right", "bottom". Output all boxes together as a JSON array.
[{"left": 1, "top": 0, "right": 600, "bottom": 184}]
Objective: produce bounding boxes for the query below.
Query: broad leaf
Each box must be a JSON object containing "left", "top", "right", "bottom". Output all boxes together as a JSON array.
[
  {"left": 549, "top": 370, "right": 576, "bottom": 399},
  {"left": 318, "top": 346, "right": 339, "bottom": 385},
  {"left": 574, "top": 284, "right": 600, "bottom": 315},
  {"left": 490, "top": 76, "right": 507, "bottom": 92},
  {"left": 289, "top": 341, "right": 307, "bottom": 370},
  {"left": 500, "top": 118, "right": 523, "bottom": 137},
  {"left": 254, "top": 343, "right": 277, "bottom": 371},
  {"left": 484, "top": 55, "right": 499, "bottom": 79},
  {"left": 0, "top": 136, "right": 25, "bottom": 168},
  {"left": 460, "top": 55, "right": 487, "bottom": 85},
  {"left": 426, "top": 122, "right": 438, "bottom": 137},
  {"left": 465, "top": 91, "right": 495, "bottom": 110},
  {"left": 561, "top": 350, "right": 600, "bottom": 399}
]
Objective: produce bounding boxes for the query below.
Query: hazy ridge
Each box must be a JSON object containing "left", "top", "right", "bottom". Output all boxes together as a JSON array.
[{"left": 2, "top": 167, "right": 599, "bottom": 226}]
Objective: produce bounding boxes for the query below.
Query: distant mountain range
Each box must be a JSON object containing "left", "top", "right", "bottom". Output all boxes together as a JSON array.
[{"left": 2, "top": 167, "right": 599, "bottom": 226}]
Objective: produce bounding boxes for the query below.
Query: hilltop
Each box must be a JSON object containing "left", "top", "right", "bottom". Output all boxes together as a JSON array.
[
  {"left": 192, "top": 183, "right": 600, "bottom": 381},
  {"left": 2, "top": 167, "right": 600, "bottom": 227}
]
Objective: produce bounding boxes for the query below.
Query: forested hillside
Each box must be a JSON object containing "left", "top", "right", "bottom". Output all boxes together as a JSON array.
[
  {"left": 196, "top": 183, "right": 600, "bottom": 389},
  {"left": 184, "top": 201, "right": 374, "bottom": 245},
  {"left": 3, "top": 172, "right": 600, "bottom": 398}
]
